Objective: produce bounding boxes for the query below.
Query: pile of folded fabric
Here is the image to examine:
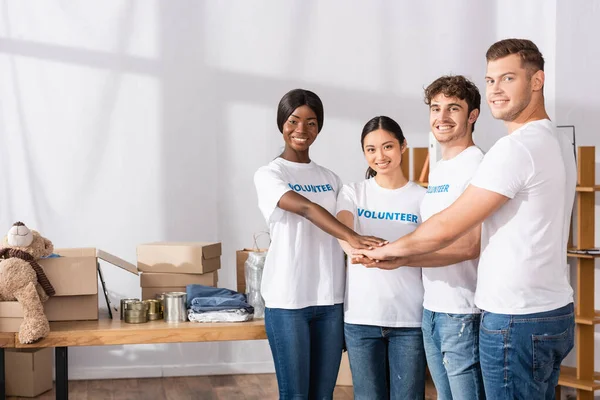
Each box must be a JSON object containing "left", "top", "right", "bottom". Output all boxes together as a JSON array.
[{"left": 186, "top": 284, "right": 254, "bottom": 322}]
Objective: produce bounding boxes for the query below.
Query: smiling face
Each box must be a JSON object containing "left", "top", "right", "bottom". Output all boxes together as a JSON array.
[
  {"left": 363, "top": 129, "right": 405, "bottom": 176},
  {"left": 281, "top": 105, "right": 319, "bottom": 152},
  {"left": 429, "top": 94, "right": 477, "bottom": 144},
  {"left": 485, "top": 53, "right": 535, "bottom": 122}
]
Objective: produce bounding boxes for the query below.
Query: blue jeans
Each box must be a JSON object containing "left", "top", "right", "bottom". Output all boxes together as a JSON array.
[
  {"left": 344, "top": 323, "right": 426, "bottom": 400},
  {"left": 479, "top": 303, "right": 574, "bottom": 399},
  {"left": 421, "top": 309, "right": 485, "bottom": 400},
  {"left": 265, "top": 304, "right": 344, "bottom": 400}
]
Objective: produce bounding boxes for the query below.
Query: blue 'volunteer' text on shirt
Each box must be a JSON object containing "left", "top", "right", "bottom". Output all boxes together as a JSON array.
[
  {"left": 426, "top": 184, "right": 450, "bottom": 194},
  {"left": 357, "top": 208, "right": 419, "bottom": 223},
  {"left": 288, "top": 183, "right": 334, "bottom": 193}
]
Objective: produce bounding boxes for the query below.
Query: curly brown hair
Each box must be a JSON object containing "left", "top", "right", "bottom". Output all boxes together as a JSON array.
[{"left": 424, "top": 75, "right": 481, "bottom": 132}]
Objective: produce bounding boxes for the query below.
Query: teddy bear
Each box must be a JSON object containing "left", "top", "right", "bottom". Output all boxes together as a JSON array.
[{"left": 0, "top": 222, "right": 56, "bottom": 344}]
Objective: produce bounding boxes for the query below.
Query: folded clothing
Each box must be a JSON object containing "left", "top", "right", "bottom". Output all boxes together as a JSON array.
[
  {"left": 186, "top": 284, "right": 254, "bottom": 313},
  {"left": 187, "top": 308, "right": 253, "bottom": 323}
]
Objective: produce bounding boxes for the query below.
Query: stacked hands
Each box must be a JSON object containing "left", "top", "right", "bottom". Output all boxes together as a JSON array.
[{"left": 346, "top": 235, "right": 403, "bottom": 270}]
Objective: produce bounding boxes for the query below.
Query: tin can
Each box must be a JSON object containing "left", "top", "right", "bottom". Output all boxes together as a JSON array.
[
  {"left": 126, "top": 301, "right": 149, "bottom": 312},
  {"left": 164, "top": 292, "right": 187, "bottom": 323},
  {"left": 124, "top": 309, "right": 148, "bottom": 324},
  {"left": 144, "top": 299, "right": 162, "bottom": 320},
  {"left": 155, "top": 293, "right": 165, "bottom": 314},
  {"left": 120, "top": 298, "right": 139, "bottom": 320}
]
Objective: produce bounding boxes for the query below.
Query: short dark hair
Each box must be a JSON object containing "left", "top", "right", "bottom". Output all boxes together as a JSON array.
[
  {"left": 276, "top": 89, "right": 324, "bottom": 133},
  {"left": 424, "top": 75, "right": 481, "bottom": 132},
  {"left": 360, "top": 116, "right": 406, "bottom": 179},
  {"left": 486, "top": 38, "right": 544, "bottom": 76}
]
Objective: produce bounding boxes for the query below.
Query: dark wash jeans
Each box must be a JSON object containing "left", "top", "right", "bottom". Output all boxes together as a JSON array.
[
  {"left": 265, "top": 304, "right": 344, "bottom": 400},
  {"left": 479, "top": 303, "right": 574, "bottom": 399}
]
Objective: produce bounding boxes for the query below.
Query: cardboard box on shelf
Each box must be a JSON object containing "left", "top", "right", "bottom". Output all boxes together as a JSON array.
[
  {"left": 0, "top": 294, "right": 99, "bottom": 332},
  {"left": 140, "top": 271, "right": 218, "bottom": 288},
  {"left": 39, "top": 248, "right": 98, "bottom": 296},
  {"left": 236, "top": 248, "right": 268, "bottom": 293},
  {"left": 0, "top": 247, "right": 136, "bottom": 330},
  {"left": 137, "top": 242, "right": 222, "bottom": 274},
  {"left": 0, "top": 317, "right": 21, "bottom": 332},
  {"left": 6, "top": 348, "right": 53, "bottom": 397}
]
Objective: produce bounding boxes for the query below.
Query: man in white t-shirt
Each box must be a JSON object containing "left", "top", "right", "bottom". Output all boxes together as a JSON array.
[
  {"left": 355, "top": 39, "right": 576, "bottom": 399},
  {"left": 419, "top": 76, "right": 486, "bottom": 399}
]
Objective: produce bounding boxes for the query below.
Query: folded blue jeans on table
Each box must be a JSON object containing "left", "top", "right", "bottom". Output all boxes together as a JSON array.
[{"left": 186, "top": 284, "right": 254, "bottom": 313}]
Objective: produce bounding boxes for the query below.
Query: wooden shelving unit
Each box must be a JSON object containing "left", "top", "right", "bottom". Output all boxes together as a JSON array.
[{"left": 558, "top": 146, "right": 599, "bottom": 399}]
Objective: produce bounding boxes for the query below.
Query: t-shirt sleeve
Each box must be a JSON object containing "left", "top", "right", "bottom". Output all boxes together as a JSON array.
[
  {"left": 458, "top": 153, "right": 485, "bottom": 193},
  {"left": 470, "top": 138, "right": 534, "bottom": 198},
  {"left": 336, "top": 184, "right": 357, "bottom": 216},
  {"left": 334, "top": 173, "right": 343, "bottom": 194},
  {"left": 415, "top": 185, "right": 427, "bottom": 224},
  {"left": 254, "top": 166, "right": 292, "bottom": 223}
]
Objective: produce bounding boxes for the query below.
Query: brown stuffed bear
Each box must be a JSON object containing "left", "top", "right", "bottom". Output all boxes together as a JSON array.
[{"left": 0, "top": 222, "right": 56, "bottom": 343}]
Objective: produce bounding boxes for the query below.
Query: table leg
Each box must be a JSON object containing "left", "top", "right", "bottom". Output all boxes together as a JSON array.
[
  {"left": 0, "top": 348, "right": 5, "bottom": 400},
  {"left": 55, "top": 347, "right": 68, "bottom": 400}
]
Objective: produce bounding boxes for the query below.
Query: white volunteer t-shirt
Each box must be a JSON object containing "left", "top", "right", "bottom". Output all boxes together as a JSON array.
[
  {"left": 420, "top": 146, "right": 484, "bottom": 314},
  {"left": 471, "top": 119, "right": 576, "bottom": 314},
  {"left": 254, "top": 157, "right": 345, "bottom": 309},
  {"left": 337, "top": 179, "right": 426, "bottom": 327}
]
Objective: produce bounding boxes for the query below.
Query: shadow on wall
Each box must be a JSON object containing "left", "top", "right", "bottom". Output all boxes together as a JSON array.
[{"left": 0, "top": 0, "right": 508, "bottom": 377}]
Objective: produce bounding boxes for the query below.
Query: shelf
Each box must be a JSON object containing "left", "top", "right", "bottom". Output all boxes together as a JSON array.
[
  {"left": 567, "top": 249, "right": 600, "bottom": 259},
  {"left": 559, "top": 366, "right": 600, "bottom": 391},
  {"left": 576, "top": 185, "right": 600, "bottom": 192},
  {"left": 568, "top": 253, "right": 600, "bottom": 259},
  {"left": 576, "top": 310, "right": 600, "bottom": 325}
]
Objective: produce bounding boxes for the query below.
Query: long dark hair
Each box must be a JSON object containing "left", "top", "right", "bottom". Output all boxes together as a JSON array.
[
  {"left": 360, "top": 116, "right": 406, "bottom": 179},
  {"left": 276, "top": 89, "right": 324, "bottom": 133}
]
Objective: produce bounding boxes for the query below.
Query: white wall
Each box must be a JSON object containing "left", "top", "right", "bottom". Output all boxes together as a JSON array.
[
  {"left": 555, "top": 0, "right": 600, "bottom": 369},
  {"left": 0, "top": 0, "right": 574, "bottom": 379}
]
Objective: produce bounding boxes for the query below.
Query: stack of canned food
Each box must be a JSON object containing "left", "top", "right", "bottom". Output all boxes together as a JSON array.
[
  {"left": 120, "top": 292, "right": 187, "bottom": 324},
  {"left": 120, "top": 298, "right": 163, "bottom": 323}
]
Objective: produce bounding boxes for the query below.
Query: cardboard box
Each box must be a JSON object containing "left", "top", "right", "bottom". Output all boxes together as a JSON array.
[
  {"left": 38, "top": 248, "right": 98, "bottom": 296},
  {"left": 140, "top": 271, "right": 218, "bottom": 287},
  {"left": 0, "top": 318, "right": 21, "bottom": 332},
  {"left": 0, "top": 247, "right": 136, "bottom": 330},
  {"left": 336, "top": 352, "right": 353, "bottom": 386},
  {"left": 236, "top": 248, "right": 267, "bottom": 293},
  {"left": 141, "top": 286, "right": 187, "bottom": 300},
  {"left": 137, "top": 242, "right": 222, "bottom": 274},
  {"left": 6, "top": 348, "right": 53, "bottom": 397},
  {"left": 0, "top": 248, "right": 100, "bottom": 330},
  {"left": 0, "top": 294, "right": 99, "bottom": 331}
]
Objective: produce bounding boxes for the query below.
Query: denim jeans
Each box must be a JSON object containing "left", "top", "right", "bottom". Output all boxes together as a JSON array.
[
  {"left": 421, "top": 309, "right": 485, "bottom": 400},
  {"left": 344, "top": 323, "right": 426, "bottom": 400},
  {"left": 479, "top": 303, "right": 574, "bottom": 399},
  {"left": 265, "top": 304, "right": 344, "bottom": 400}
]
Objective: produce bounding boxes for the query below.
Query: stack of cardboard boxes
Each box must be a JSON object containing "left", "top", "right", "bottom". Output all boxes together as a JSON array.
[
  {"left": 137, "top": 242, "right": 221, "bottom": 299},
  {"left": 0, "top": 248, "right": 126, "bottom": 397},
  {"left": 0, "top": 248, "right": 100, "bottom": 331},
  {"left": 0, "top": 243, "right": 221, "bottom": 396}
]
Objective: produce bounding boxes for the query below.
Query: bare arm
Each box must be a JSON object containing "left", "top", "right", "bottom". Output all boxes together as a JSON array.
[
  {"left": 357, "top": 224, "right": 481, "bottom": 269},
  {"left": 335, "top": 210, "right": 357, "bottom": 256},
  {"left": 353, "top": 185, "right": 508, "bottom": 260},
  {"left": 278, "top": 191, "right": 385, "bottom": 249},
  {"left": 405, "top": 224, "right": 481, "bottom": 267}
]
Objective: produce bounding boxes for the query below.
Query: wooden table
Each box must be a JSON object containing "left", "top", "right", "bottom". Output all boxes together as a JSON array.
[
  {"left": 0, "top": 333, "right": 16, "bottom": 400},
  {"left": 13, "top": 319, "right": 267, "bottom": 400}
]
